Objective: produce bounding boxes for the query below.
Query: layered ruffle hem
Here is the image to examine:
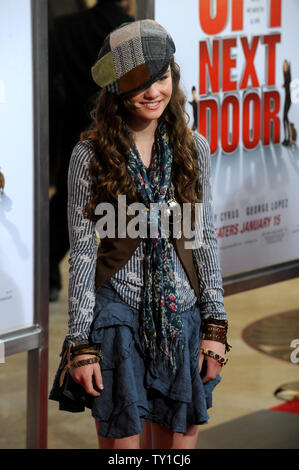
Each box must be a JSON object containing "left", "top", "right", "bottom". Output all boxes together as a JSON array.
[{"left": 49, "top": 280, "right": 222, "bottom": 439}]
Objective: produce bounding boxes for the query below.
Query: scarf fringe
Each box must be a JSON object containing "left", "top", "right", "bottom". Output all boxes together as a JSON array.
[{"left": 141, "top": 327, "right": 185, "bottom": 375}]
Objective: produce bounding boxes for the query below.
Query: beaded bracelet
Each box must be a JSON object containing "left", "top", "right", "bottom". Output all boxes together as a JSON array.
[{"left": 200, "top": 347, "right": 228, "bottom": 366}]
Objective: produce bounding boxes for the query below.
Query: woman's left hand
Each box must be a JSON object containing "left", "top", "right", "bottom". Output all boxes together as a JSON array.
[{"left": 198, "top": 339, "right": 225, "bottom": 383}]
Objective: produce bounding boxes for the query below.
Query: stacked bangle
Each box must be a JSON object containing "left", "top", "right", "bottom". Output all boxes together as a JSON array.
[
  {"left": 199, "top": 317, "right": 232, "bottom": 368},
  {"left": 70, "top": 343, "right": 104, "bottom": 367},
  {"left": 202, "top": 324, "right": 227, "bottom": 343},
  {"left": 200, "top": 347, "right": 228, "bottom": 366},
  {"left": 59, "top": 341, "right": 104, "bottom": 387},
  {"left": 201, "top": 317, "right": 232, "bottom": 354}
]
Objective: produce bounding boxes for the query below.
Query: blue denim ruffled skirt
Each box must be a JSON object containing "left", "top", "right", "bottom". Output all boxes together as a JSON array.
[{"left": 49, "top": 280, "right": 222, "bottom": 439}]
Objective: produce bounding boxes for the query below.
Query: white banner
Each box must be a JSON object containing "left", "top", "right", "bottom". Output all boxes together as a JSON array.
[{"left": 0, "top": 0, "right": 34, "bottom": 334}]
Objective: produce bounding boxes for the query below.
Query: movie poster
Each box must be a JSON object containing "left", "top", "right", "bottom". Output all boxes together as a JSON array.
[{"left": 155, "top": 0, "right": 299, "bottom": 276}]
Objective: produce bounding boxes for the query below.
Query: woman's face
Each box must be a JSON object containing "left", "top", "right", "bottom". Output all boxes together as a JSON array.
[{"left": 126, "top": 66, "right": 172, "bottom": 123}]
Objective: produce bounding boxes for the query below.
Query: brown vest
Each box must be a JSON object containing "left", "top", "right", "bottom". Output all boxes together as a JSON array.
[{"left": 94, "top": 210, "right": 201, "bottom": 304}]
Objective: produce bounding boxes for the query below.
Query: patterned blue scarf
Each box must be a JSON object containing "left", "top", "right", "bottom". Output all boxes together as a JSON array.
[{"left": 124, "top": 120, "right": 185, "bottom": 375}]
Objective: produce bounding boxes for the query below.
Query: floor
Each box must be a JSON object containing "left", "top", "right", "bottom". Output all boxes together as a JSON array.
[{"left": 0, "top": 252, "right": 298, "bottom": 449}]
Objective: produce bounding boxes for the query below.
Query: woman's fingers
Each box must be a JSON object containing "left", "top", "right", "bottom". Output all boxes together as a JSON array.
[
  {"left": 93, "top": 363, "right": 104, "bottom": 392},
  {"left": 83, "top": 368, "right": 101, "bottom": 397},
  {"left": 202, "top": 356, "right": 221, "bottom": 384}
]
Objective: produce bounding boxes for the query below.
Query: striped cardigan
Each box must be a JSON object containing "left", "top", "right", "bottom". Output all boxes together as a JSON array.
[{"left": 66, "top": 131, "right": 227, "bottom": 344}]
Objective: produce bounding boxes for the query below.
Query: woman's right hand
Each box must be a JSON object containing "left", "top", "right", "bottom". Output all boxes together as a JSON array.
[{"left": 69, "top": 354, "right": 104, "bottom": 397}]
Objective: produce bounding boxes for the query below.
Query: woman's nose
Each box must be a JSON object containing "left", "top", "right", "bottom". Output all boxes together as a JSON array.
[{"left": 144, "top": 82, "right": 160, "bottom": 98}]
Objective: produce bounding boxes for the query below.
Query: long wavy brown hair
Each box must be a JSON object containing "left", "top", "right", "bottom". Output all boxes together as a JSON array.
[{"left": 80, "top": 57, "right": 203, "bottom": 228}]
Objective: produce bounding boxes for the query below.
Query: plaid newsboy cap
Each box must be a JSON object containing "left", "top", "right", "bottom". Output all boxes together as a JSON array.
[{"left": 91, "top": 19, "right": 176, "bottom": 96}]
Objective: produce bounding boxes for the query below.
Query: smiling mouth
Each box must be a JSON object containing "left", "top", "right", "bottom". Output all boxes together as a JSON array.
[{"left": 141, "top": 101, "right": 161, "bottom": 109}]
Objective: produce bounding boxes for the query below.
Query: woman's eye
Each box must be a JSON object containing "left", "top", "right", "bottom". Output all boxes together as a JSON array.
[{"left": 159, "top": 75, "right": 168, "bottom": 81}]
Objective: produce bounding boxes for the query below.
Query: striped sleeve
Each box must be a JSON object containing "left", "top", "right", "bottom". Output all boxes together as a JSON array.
[
  {"left": 191, "top": 131, "right": 227, "bottom": 321},
  {"left": 65, "top": 140, "right": 98, "bottom": 345}
]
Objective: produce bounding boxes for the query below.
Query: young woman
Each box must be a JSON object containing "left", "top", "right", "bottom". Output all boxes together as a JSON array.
[{"left": 49, "top": 19, "right": 231, "bottom": 450}]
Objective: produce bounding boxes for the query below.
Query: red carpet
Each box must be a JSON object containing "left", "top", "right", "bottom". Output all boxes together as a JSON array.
[{"left": 270, "top": 400, "right": 299, "bottom": 414}]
